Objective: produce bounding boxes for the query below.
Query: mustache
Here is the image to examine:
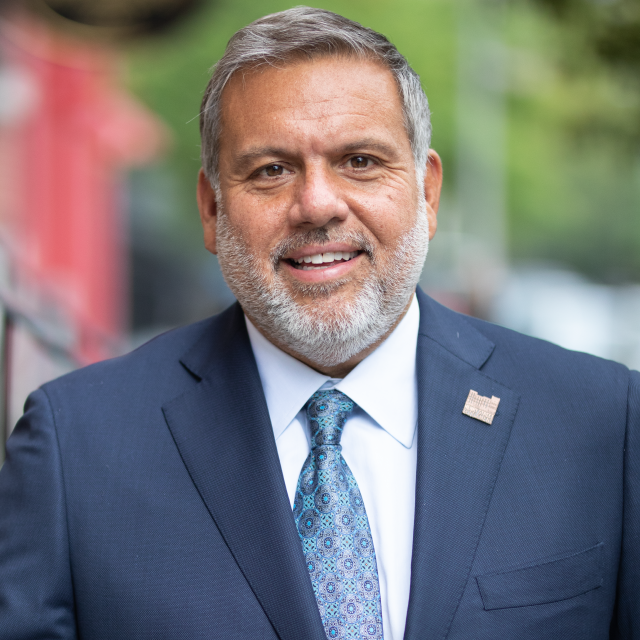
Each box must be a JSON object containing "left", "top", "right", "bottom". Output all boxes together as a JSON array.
[{"left": 269, "top": 227, "right": 376, "bottom": 267}]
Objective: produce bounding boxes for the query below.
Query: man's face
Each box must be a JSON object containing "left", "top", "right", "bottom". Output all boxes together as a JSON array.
[{"left": 198, "top": 55, "right": 442, "bottom": 368}]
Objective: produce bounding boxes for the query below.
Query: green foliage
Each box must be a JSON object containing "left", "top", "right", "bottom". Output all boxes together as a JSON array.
[
  {"left": 125, "top": 0, "right": 640, "bottom": 283},
  {"left": 505, "top": 0, "right": 640, "bottom": 280}
]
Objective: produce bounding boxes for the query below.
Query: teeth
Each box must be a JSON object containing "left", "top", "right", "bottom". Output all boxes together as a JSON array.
[{"left": 292, "top": 250, "right": 359, "bottom": 267}]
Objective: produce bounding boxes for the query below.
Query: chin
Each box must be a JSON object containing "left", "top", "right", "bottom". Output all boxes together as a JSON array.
[{"left": 284, "top": 275, "right": 361, "bottom": 303}]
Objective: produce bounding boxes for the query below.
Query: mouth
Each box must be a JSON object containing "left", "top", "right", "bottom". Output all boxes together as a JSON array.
[{"left": 287, "top": 250, "right": 362, "bottom": 271}]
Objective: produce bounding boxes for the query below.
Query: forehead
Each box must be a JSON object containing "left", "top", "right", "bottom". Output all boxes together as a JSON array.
[{"left": 218, "top": 56, "right": 410, "bottom": 157}]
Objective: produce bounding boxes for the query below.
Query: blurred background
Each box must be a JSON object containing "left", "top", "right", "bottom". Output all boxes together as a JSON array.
[{"left": 2, "top": 0, "right": 640, "bottom": 453}]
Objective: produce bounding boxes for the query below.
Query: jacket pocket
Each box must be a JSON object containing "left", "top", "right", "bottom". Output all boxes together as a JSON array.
[{"left": 476, "top": 542, "right": 604, "bottom": 611}]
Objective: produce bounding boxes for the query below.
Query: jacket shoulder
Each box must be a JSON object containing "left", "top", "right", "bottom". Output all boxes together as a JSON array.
[
  {"left": 418, "top": 290, "right": 631, "bottom": 395},
  {"left": 468, "top": 312, "right": 630, "bottom": 377},
  {"left": 39, "top": 307, "right": 236, "bottom": 410},
  {"left": 458, "top": 313, "right": 633, "bottom": 424}
]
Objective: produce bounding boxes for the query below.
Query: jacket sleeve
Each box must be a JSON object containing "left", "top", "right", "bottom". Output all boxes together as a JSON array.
[
  {"left": 0, "top": 388, "right": 77, "bottom": 640},
  {"left": 615, "top": 370, "right": 640, "bottom": 638}
]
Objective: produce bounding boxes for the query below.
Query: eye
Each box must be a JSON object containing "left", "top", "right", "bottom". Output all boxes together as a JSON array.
[
  {"left": 349, "top": 156, "right": 372, "bottom": 169},
  {"left": 264, "top": 164, "right": 285, "bottom": 177}
]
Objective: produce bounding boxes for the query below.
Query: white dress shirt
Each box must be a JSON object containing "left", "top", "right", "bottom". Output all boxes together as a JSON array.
[{"left": 245, "top": 295, "right": 420, "bottom": 640}]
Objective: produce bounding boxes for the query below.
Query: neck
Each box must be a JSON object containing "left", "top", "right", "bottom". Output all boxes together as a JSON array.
[{"left": 245, "top": 293, "right": 414, "bottom": 378}]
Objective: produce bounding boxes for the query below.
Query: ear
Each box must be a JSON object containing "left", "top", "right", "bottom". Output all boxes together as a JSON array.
[
  {"left": 423, "top": 149, "right": 443, "bottom": 241},
  {"left": 197, "top": 168, "right": 219, "bottom": 255}
]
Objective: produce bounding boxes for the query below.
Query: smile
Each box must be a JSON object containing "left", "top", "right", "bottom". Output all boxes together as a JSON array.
[{"left": 289, "top": 251, "right": 361, "bottom": 271}]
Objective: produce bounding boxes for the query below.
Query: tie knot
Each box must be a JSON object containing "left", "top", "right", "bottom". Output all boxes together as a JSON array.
[{"left": 305, "top": 389, "right": 354, "bottom": 449}]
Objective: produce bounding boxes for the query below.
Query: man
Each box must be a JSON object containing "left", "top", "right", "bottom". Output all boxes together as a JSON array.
[{"left": 0, "top": 7, "right": 638, "bottom": 640}]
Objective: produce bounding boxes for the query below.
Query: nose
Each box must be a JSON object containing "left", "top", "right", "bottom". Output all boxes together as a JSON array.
[{"left": 289, "top": 163, "right": 349, "bottom": 228}]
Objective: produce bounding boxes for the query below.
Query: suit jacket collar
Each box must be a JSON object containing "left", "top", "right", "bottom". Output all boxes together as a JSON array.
[
  {"left": 166, "top": 291, "right": 519, "bottom": 640},
  {"left": 415, "top": 287, "right": 495, "bottom": 369}
]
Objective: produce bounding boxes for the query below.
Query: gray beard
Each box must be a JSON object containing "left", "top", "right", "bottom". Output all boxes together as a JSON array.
[{"left": 215, "top": 191, "right": 429, "bottom": 368}]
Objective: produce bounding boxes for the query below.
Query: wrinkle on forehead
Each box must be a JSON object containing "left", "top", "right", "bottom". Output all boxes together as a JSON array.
[
  {"left": 223, "top": 57, "right": 401, "bottom": 115},
  {"left": 286, "top": 101, "right": 367, "bottom": 122},
  {"left": 218, "top": 57, "right": 409, "bottom": 156}
]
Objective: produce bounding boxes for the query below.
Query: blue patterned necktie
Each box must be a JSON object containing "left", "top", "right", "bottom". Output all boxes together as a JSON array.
[{"left": 293, "top": 389, "right": 384, "bottom": 640}]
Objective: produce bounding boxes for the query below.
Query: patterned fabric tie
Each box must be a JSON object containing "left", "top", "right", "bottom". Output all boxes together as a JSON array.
[{"left": 293, "top": 390, "right": 384, "bottom": 640}]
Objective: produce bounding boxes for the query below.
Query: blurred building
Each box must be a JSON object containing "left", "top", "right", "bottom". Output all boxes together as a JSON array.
[{"left": 0, "top": 9, "right": 166, "bottom": 444}]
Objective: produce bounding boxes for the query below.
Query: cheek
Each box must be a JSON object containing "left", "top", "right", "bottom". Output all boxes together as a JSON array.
[
  {"left": 351, "top": 190, "right": 417, "bottom": 246},
  {"left": 225, "top": 194, "right": 289, "bottom": 254}
]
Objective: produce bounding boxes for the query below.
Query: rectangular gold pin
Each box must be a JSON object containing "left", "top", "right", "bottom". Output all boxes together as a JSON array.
[{"left": 462, "top": 390, "right": 500, "bottom": 425}]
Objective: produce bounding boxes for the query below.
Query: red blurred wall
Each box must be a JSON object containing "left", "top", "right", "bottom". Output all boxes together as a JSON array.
[{"left": 0, "top": 13, "right": 167, "bottom": 365}]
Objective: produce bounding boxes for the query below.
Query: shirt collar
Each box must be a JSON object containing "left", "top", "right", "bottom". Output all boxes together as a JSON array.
[{"left": 245, "top": 294, "right": 420, "bottom": 449}]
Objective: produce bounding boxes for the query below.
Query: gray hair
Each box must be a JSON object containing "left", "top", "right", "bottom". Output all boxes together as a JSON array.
[{"left": 199, "top": 6, "right": 432, "bottom": 188}]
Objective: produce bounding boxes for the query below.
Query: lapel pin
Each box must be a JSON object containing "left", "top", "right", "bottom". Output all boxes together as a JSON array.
[{"left": 463, "top": 390, "right": 500, "bottom": 425}]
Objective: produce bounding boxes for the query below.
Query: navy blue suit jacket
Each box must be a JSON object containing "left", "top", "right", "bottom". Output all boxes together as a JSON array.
[{"left": 1, "top": 289, "right": 638, "bottom": 639}]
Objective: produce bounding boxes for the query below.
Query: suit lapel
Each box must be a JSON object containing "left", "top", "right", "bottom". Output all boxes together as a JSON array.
[
  {"left": 162, "top": 304, "right": 326, "bottom": 640},
  {"left": 161, "top": 292, "right": 519, "bottom": 640},
  {"left": 404, "top": 291, "right": 520, "bottom": 639}
]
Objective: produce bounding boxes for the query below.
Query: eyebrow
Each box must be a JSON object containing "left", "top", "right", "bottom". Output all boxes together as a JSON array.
[
  {"left": 231, "top": 138, "right": 400, "bottom": 173},
  {"left": 337, "top": 139, "right": 398, "bottom": 158},
  {"left": 231, "top": 147, "right": 291, "bottom": 173}
]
